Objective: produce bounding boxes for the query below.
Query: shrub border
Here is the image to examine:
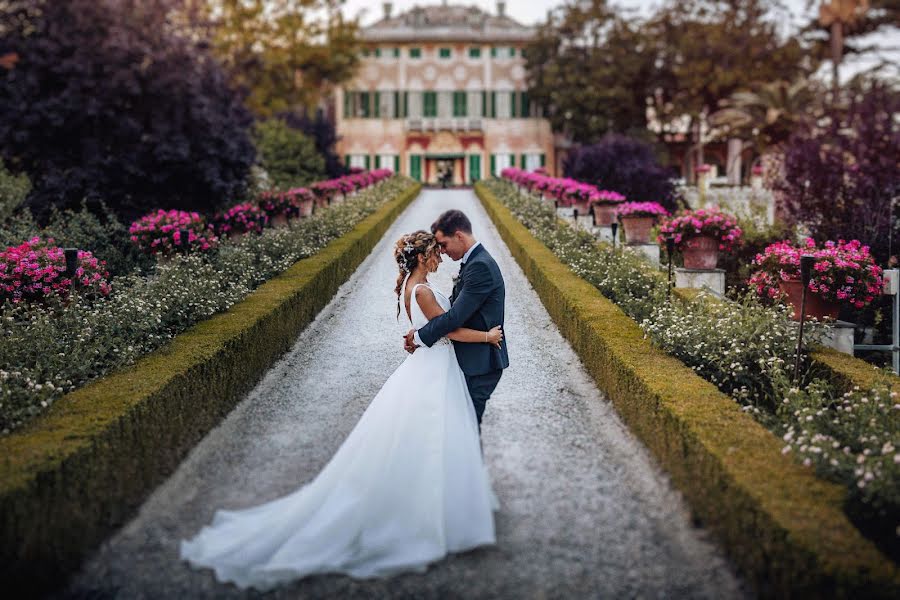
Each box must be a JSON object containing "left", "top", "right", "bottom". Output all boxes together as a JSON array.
[
  {"left": 0, "top": 182, "right": 421, "bottom": 594},
  {"left": 475, "top": 182, "right": 898, "bottom": 597}
]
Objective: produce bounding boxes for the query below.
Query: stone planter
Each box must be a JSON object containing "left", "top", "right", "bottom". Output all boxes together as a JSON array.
[
  {"left": 779, "top": 279, "right": 841, "bottom": 321},
  {"left": 620, "top": 216, "right": 655, "bottom": 244},
  {"left": 592, "top": 203, "right": 618, "bottom": 227},
  {"left": 682, "top": 235, "right": 719, "bottom": 269},
  {"left": 298, "top": 199, "right": 314, "bottom": 218},
  {"left": 572, "top": 198, "right": 592, "bottom": 216}
]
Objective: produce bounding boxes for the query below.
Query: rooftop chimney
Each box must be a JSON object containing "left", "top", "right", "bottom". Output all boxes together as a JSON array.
[
  {"left": 497, "top": 1, "right": 506, "bottom": 17},
  {"left": 383, "top": 2, "right": 392, "bottom": 19}
]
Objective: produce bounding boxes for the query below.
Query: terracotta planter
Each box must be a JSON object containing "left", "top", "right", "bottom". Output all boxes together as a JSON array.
[
  {"left": 315, "top": 196, "right": 330, "bottom": 210},
  {"left": 682, "top": 235, "right": 719, "bottom": 269},
  {"left": 298, "top": 199, "right": 314, "bottom": 218},
  {"left": 572, "top": 198, "right": 591, "bottom": 216},
  {"left": 620, "top": 216, "right": 655, "bottom": 244},
  {"left": 271, "top": 214, "right": 289, "bottom": 228},
  {"left": 592, "top": 203, "right": 618, "bottom": 227},
  {"left": 779, "top": 279, "right": 841, "bottom": 321}
]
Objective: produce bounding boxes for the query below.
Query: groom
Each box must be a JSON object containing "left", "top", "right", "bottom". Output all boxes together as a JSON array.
[{"left": 404, "top": 209, "right": 509, "bottom": 427}]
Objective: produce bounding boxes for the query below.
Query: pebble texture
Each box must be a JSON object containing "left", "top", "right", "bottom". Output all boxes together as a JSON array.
[{"left": 60, "top": 190, "right": 746, "bottom": 599}]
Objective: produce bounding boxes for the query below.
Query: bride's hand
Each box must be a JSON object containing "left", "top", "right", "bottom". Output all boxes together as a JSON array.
[{"left": 486, "top": 325, "right": 503, "bottom": 348}]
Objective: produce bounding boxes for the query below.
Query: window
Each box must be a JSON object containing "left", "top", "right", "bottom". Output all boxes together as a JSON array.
[
  {"left": 491, "top": 153, "right": 515, "bottom": 176},
  {"left": 393, "top": 47, "right": 400, "bottom": 58},
  {"left": 376, "top": 154, "right": 398, "bottom": 171},
  {"left": 409, "top": 47, "right": 421, "bottom": 59},
  {"left": 439, "top": 47, "right": 452, "bottom": 59},
  {"left": 495, "top": 91, "right": 512, "bottom": 119},
  {"left": 374, "top": 48, "right": 381, "bottom": 58},
  {"left": 407, "top": 91, "right": 423, "bottom": 117},
  {"left": 362, "top": 49, "right": 371, "bottom": 57},
  {"left": 437, "top": 91, "right": 453, "bottom": 118},
  {"left": 348, "top": 154, "right": 369, "bottom": 169},
  {"left": 524, "top": 153, "right": 545, "bottom": 171},
  {"left": 468, "top": 47, "right": 481, "bottom": 59},
  {"left": 491, "top": 46, "right": 515, "bottom": 59},
  {"left": 423, "top": 91, "right": 437, "bottom": 118},
  {"left": 467, "top": 91, "right": 482, "bottom": 117},
  {"left": 358, "top": 91, "right": 371, "bottom": 118},
  {"left": 378, "top": 91, "right": 394, "bottom": 118},
  {"left": 453, "top": 91, "right": 467, "bottom": 117}
]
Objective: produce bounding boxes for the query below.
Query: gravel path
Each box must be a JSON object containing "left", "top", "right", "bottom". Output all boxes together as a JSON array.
[{"left": 60, "top": 189, "right": 746, "bottom": 599}]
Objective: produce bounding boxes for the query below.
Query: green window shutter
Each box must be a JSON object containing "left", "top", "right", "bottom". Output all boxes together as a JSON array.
[
  {"left": 375, "top": 48, "right": 381, "bottom": 58},
  {"left": 410, "top": 47, "right": 421, "bottom": 58},
  {"left": 453, "top": 91, "right": 466, "bottom": 117},
  {"left": 360, "top": 92, "right": 370, "bottom": 118},
  {"left": 510, "top": 47, "right": 516, "bottom": 57},
  {"left": 469, "top": 154, "right": 481, "bottom": 182},
  {"left": 511, "top": 91, "right": 517, "bottom": 118},
  {"left": 393, "top": 47, "right": 400, "bottom": 58},
  {"left": 540, "top": 153, "right": 546, "bottom": 167},
  {"left": 375, "top": 155, "right": 381, "bottom": 168},
  {"left": 439, "top": 47, "right": 451, "bottom": 59},
  {"left": 344, "top": 155, "right": 350, "bottom": 168},
  {"left": 403, "top": 91, "right": 409, "bottom": 117},
  {"left": 374, "top": 92, "right": 381, "bottom": 118},
  {"left": 521, "top": 91, "right": 530, "bottom": 118},
  {"left": 509, "top": 154, "right": 516, "bottom": 168},
  {"left": 394, "top": 155, "right": 400, "bottom": 173},
  {"left": 469, "top": 47, "right": 481, "bottom": 58},
  {"left": 410, "top": 155, "right": 422, "bottom": 181},
  {"left": 481, "top": 91, "right": 487, "bottom": 117},
  {"left": 490, "top": 47, "right": 497, "bottom": 58},
  {"left": 424, "top": 92, "right": 437, "bottom": 117},
  {"left": 490, "top": 92, "right": 496, "bottom": 118},
  {"left": 364, "top": 155, "right": 371, "bottom": 170},
  {"left": 394, "top": 91, "right": 401, "bottom": 118},
  {"left": 343, "top": 91, "right": 351, "bottom": 118},
  {"left": 490, "top": 154, "right": 496, "bottom": 176},
  {"left": 520, "top": 154, "right": 526, "bottom": 168}
]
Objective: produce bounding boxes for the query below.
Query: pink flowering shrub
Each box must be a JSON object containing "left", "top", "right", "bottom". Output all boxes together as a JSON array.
[
  {"left": 216, "top": 203, "right": 269, "bottom": 235},
  {"left": 310, "top": 170, "right": 392, "bottom": 202},
  {"left": 749, "top": 238, "right": 884, "bottom": 308},
  {"left": 657, "top": 208, "right": 743, "bottom": 252},
  {"left": 500, "top": 167, "right": 626, "bottom": 208},
  {"left": 1, "top": 238, "right": 110, "bottom": 303},
  {"left": 616, "top": 202, "right": 668, "bottom": 219},
  {"left": 129, "top": 210, "right": 217, "bottom": 256}
]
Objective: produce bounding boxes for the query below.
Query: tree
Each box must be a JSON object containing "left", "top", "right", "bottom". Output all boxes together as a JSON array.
[
  {"left": 278, "top": 110, "right": 347, "bottom": 178},
  {"left": 0, "top": 0, "right": 256, "bottom": 222},
  {"left": 253, "top": 119, "right": 325, "bottom": 190},
  {"left": 644, "top": 0, "right": 815, "bottom": 164},
  {"left": 524, "top": 0, "right": 659, "bottom": 143},
  {"left": 564, "top": 134, "right": 678, "bottom": 211},
  {"left": 776, "top": 79, "right": 899, "bottom": 265},
  {"left": 199, "top": 0, "right": 360, "bottom": 116}
]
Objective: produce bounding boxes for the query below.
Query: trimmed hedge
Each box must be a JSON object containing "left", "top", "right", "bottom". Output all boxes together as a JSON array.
[
  {"left": 475, "top": 182, "right": 899, "bottom": 598},
  {"left": 0, "top": 182, "right": 421, "bottom": 595}
]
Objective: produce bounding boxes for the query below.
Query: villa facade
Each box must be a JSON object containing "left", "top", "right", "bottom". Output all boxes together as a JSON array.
[{"left": 334, "top": 2, "right": 557, "bottom": 185}]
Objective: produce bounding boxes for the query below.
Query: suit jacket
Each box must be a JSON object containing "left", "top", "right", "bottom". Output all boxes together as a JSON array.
[{"left": 417, "top": 244, "right": 510, "bottom": 376}]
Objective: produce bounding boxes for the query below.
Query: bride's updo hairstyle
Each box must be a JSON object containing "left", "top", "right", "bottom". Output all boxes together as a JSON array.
[{"left": 394, "top": 230, "right": 438, "bottom": 299}]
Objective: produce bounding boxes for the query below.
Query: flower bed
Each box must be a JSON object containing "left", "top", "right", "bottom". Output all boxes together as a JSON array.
[
  {"left": 481, "top": 178, "right": 900, "bottom": 563},
  {"left": 0, "top": 176, "right": 415, "bottom": 434},
  {"left": 0, "top": 178, "right": 421, "bottom": 596},
  {"left": 475, "top": 180, "right": 899, "bottom": 595},
  {"left": 129, "top": 210, "right": 217, "bottom": 257},
  {"left": 1, "top": 238, "right": 110, "bottom": 302}
]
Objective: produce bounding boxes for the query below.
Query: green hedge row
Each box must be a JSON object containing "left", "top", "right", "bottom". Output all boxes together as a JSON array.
[
  {"left": 475, "top": 182, "right": 898, "bottom": 598},
  {"left": 0, "top": 182, "right": 421, "bottom": 594}
]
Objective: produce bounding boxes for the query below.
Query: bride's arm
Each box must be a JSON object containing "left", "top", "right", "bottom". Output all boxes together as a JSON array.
[{"left": 415, "top": 286, "right": 503, "bottom": 347}]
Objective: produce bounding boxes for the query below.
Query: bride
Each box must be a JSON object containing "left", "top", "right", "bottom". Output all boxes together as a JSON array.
[{"left": 180, "top": 230, "right": 503, "bottom": 590}]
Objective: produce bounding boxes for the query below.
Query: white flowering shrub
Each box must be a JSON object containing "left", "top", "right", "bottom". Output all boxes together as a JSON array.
[
  {"left": 0, "top": 177, "right": 415, "bottom": 434},
  {"left": 486, "top": 179, "right": 898, "bottom": 554}
]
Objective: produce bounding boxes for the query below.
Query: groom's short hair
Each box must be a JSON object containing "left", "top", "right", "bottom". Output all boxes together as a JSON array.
[{"left": 431, "top": 210, "right": 472, "bottom": 236}]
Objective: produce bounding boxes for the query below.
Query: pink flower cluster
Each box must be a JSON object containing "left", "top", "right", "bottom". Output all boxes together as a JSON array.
[
  {"left": 0, "top": 238, "right": 110, "bottom": 303},
  {"left": 500, "top": 167, "right": 626, "bottom": 208},
  {"left": 258, "top": 188, "right": 315, "bottom": 218},
  {"left": 616, "top": 202, "right": 669, "bottom": 219},
  {"left": 311, "top": 169, "right": 393, "bottom": 199},
  {"left": 129, "top": 210, "right": 218, "bottom": 256},
  {"left": 749, "top": 238, "right": 884, "bottom": 308},
  {"left": 216, "top": 203, "right": 269, "bottom": 235},
  {"left": 657, "top": 208, "right": 742, "bottom": 252}
]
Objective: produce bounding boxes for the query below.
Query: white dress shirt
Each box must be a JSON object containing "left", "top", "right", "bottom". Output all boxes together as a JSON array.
[{"left": 413, "top": 242, "right": 481, "bottom": 347}]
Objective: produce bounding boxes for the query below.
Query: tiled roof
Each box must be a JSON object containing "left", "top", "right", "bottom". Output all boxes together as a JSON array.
[{"left": 363, "top": 3, "right": 534, "bottom": 43}]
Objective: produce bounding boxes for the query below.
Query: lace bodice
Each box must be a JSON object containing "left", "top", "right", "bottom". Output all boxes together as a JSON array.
[{"left": 399, "top": 276, "right": 452, "bottom": 346}]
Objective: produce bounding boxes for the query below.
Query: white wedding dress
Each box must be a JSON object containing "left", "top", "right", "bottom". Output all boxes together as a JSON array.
[{"left": 180, "top": 277, "right": 497, "bottom": 590}]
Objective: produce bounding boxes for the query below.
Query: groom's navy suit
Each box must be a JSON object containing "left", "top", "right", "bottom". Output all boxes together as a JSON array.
[{"left": 417, "top": 243, "right": 509, "bottom": 424}]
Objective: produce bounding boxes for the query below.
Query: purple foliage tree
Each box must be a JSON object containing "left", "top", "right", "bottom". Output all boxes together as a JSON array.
[
  {"left": 777, "top": 80, "right": 899, "bottom": 266},
  {"left": 278, "top": 109, "right": 347, "bottom": 179},
  {"left": 0, "top": 0, "right": 256, "bottom": 222},
  {"left": 564, "top": 134, "right": 678, "bottom": 211}
]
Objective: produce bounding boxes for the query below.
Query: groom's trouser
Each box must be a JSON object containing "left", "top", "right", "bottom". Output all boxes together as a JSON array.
[{"left": 465, "top": 370, "right": 503, "bottom": 426}]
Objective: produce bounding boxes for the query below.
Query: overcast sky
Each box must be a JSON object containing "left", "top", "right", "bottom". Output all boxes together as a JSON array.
[{"left": 341, "top": 0, "right": 899, "bottom": 81}]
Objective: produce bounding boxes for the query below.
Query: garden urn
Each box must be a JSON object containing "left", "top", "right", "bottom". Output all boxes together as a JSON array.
[
  {"left": 271, "top": 214, "right": 289, "bottom": 228},
  {"left": 620, "top": 216, "right": 655, "bottom": 244},
  {"left": 682, "top": 235, "right": 719, "bottom": 269},
  {"left": 592, "top": 202, "right": 618, "bottom": 227},
  {"left": 778, "top": 279, "right": 841, "bottom": 321},
  {"left": 298, "top": 197, "right": 314, "bottom": 218}
]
